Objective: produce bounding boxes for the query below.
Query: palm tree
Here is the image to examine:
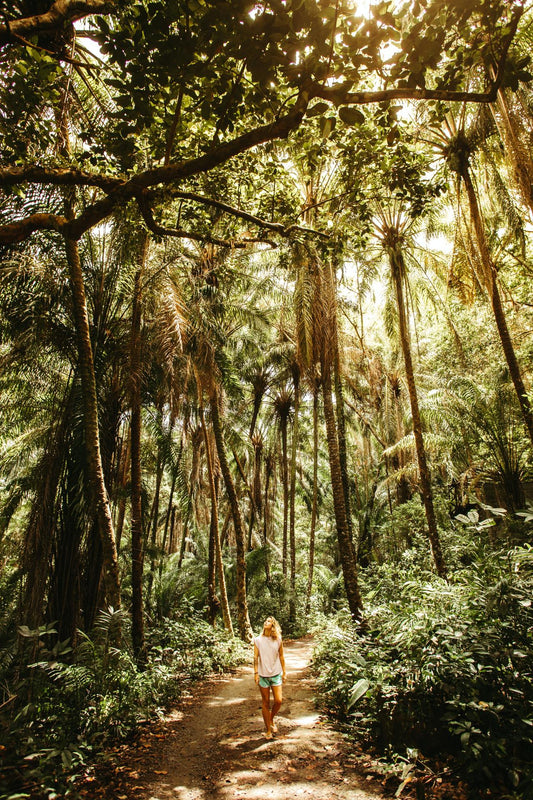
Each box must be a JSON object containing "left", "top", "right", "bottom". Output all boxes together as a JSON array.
[
  {"left": 184, "top": 242, "right": 255, "bottom": 640},
  {"left": 305, "top": 376, "right": 320, "bottom": 614},
  {"left": 0, "top": 220, "right": 137, "bottom": 633},
  {"left": 271, "top": 385, "right": 293, "bottom": 580},
  {"left": 130, "top": 232, "right": 150, "bottom": 661},
  {"left": 197, "top": 379, "right": 233, "bottom": 634},
  {"left": 209, "top": 382, "right": 252, "bottom": 640},
  {"left": 373, "top": 205, "right": 447, "bottom": 579},
  {"left": 429, "top": 374, "right": 529, "bottom": 514},
  {"left": 431, "top": 114, "right": 533, "bottom": 447},
  {"left": 307, "top": 243, "right": 364, "bottom": 620}
]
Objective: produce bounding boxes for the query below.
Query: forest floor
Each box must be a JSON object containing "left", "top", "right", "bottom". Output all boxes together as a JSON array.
[{"left": 77, "top": 637, "right": 390, "bottom": 800}]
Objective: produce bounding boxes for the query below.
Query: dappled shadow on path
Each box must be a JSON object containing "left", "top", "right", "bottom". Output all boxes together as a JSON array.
[{"left": 82, "top": 639, "right": 384, "bottom": 800}]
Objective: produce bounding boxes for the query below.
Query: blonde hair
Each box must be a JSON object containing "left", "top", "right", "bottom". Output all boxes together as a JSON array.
[{"left": 262, "top": 616, "right": 282, "bottom": 639}]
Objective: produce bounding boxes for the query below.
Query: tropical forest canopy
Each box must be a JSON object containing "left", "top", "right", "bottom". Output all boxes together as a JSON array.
[{"left": 1, "top": 1, "right": 533, "bottom": 798}]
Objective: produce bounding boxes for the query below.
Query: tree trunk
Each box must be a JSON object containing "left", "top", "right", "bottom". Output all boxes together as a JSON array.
[
  {"left": 130, "top": 235, "right": 149, "bottom": 659},
  {"left": 220, "top": 508, "right": 231, "bottom": 549},
  {"left": 389, "top": 243, "right": 447, "bottom": 579},
  {"left": 22, "top": 385, "right": 71, "bottom": 630},
  {"left": 462, "top": 167, "right": 533, "bottom": 447},
  {"left": 177, "top": 500, "right": 192, "bottom": 569},
  {"left": 262, "top": 452, "right": 273, "bottom": 589},
  {"left": 209, "top": 386, "right": 252, "bottom": 641},
  {"left": 146, "top": 450, "right": 164, "bottom": 608},
  {"left": 231, "top": 445, "right": 257, "bottom": 551},
  {"left": 213, "top": 471, "right": 233, "bottom": 634},
  {"left": 357, "top": 479, "right": 378, "bottom": 568},
  {"left": 305, "top": 383, "right": 319, "bottom": 615},
  {"left": 168, "top": 505, "right": 177, "bottom": 553},
  {"left": 321, "top": 361, "right": 363, "bottom": 621},
  {"left": 200, "top": 403, "right": 233, "bottom": 634},
  {"left": 49, "top": 468, "right": 82, "bottom": 642},
  {"left": 280, "top": 417, "right": 289, "bottom": 579},
  {"left": 327, "top": 260, "right": 354, "bottom": 541},
  {"left": 207, "top": 475, "right": 219, "bottom": 625},
  {"left": 81, "top": 520, "right": 103, "bottom": 630},
  {"left": 161, "top": 470, "right": 177, "bottom": 557},
  {"left": 289, "top": 366, "right": 300, "bottom": 621},
  {"left": 114, "top": 435, "right": 130, "bottom": 552},
  {"left": 64, "top": 236, "right": 121, "bottom": 610}
]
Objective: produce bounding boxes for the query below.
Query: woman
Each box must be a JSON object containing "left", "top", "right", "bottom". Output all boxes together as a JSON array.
[{"left": 253, "top": 616, "right": 287, "bottom": 739}]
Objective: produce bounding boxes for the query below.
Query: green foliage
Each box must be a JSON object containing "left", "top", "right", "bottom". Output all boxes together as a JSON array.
[
  {"left": 0, "top": 608, "right": 247, "bottom": 799},
  {"left": 313, "top": 545, "right": 533, "bottom": 796}
]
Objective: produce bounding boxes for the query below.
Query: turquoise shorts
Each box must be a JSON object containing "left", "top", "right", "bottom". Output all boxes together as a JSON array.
[{"left": 259, "top": 673, "right": 282, "bottom": 688}]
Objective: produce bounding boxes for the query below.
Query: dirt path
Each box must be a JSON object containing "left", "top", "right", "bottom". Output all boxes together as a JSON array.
[{"left": 86, "top": 639, "right": 384, "bottom": 800}]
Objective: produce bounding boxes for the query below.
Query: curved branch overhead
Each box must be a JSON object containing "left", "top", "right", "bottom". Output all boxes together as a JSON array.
[
  {"left": 0, "top": 0, "right": 526, "bottom": 245},
  {"left": 0, "top": 0, "right": 114, "bottom": 45},
  {"left": 0, "top": 212, "right": 67, "bottom": 244},
  {"left": 136, "top": 196, "right": 276, "bottom": 249},
  {"left": 0, "top": 94, "right": 310, "bottom": 243}
]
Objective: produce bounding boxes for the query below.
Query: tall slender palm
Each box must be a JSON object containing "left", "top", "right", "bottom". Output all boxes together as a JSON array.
[
  {"left": 271, "top": 385, "right": 293, "bottom": 580},
  {"left": 431, "top": 114, "right": 533, "bottom": 447},
  {"left": 209, "top": 382, "right": 252, "bottom": 640},
  {"left": 130, "top": 232, "right": 150, "bottom": 660},
  {"left": 289, "top": 234, "right": 363, "bottom": 619},
  {"left": 196, "top": 377, "right": 233, "bottom": 634},
  {"left": 305, "top": 377, "right": 320, "bottom": 614},
  {"left": 373, "top": 205, "right": 447, "bottom": 578},
  {"left": 184, "top": 243, "right": 255, "bottom": 641}
]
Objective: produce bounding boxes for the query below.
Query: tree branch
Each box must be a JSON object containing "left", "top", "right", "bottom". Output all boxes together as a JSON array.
[
  {"left": 0, "top": 3, "right": 522, "bottom": 248},
  {"left": 0, "top": 213, "right": 67, "bottom": 244},
  {"left": 310, "top": 85, "right": 497, "bottom": 106},
  {"left": 307, "top": 5, "right": 523, "bottom": 108},
  {"left": 146, "top": 189, "right": 330, "bottom": 239},
  {"left": 64, "top": 92, "right": 310, "bottom": 239},
  {"left": 0, "top": 165, "right": 120, "bottom": 191},
  {"left": 168, "top": 190, "right": 287, "bottom": 235},
  {"left": 0, "top": 0, "right": 114, "bottom": 45},
  {"left": 137, "top": 197, "right": 276, "bottom": 249},
  {"left": 8, "top": 30, "right": 101, "bottom": 69},
  {"left": 0, "top": 94, "right": 310, "bottom": 244}
]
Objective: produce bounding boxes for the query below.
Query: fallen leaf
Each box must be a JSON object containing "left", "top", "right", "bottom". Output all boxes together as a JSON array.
[{"left": 154, "top": 770, "right": 168, "bottom": 775}]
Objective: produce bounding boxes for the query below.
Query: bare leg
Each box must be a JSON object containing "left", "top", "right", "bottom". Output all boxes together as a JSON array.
[
  {"left": 260, "top": 685, "right": 272, "bottom": 734},
  {"left": 270, "top": 684, "right": 282, "bottom": 730}
]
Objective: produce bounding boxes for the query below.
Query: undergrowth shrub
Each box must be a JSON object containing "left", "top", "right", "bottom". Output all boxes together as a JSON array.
[
  {"left": 312, "top": 546, "right": 533, "bottom": 798},
  {"left": 0, "top": 606, "right": 247, "bottom": 799}
]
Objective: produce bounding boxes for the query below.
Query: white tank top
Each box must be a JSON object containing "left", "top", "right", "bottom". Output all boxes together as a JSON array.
[{"left": 254, "top": 635, "right": 282, "bottom": 677}]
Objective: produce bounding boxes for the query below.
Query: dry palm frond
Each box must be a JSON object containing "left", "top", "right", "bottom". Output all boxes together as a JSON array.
[
  {"left": 380, "top": 460, "right": 419, "bottom": 488},
  {"left": 153, "top": 276, "right": 188, "bottom": 373}
]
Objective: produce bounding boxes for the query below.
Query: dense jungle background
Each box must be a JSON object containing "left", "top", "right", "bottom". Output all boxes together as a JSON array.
[{"left": 0, "top": 0, "right": 532, "bottom": 797}]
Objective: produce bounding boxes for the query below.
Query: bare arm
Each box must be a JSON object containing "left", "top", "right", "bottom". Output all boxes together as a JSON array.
[
  {"left": 279, "top": 642, "right": 287, "bottom": 681},
  {"left": 253, "top": 643, "right": 259, "bottom": 685}
]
